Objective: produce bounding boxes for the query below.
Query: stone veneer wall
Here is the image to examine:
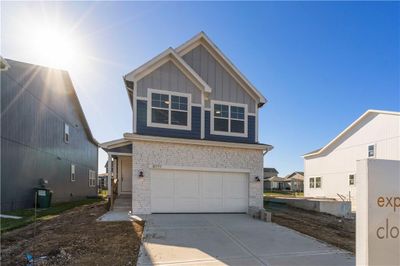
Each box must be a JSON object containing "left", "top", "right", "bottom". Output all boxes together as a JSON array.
[{"left": 131, "top": 140, "right": 264, "bottom": 214}]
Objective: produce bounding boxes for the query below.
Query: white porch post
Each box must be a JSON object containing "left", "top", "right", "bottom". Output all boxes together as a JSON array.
[{"left": 107, "top": 153, "right": 113, "bottom": 209}]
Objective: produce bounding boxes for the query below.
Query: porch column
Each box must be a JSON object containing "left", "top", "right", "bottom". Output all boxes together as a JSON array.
[{"left": 107, "top": 153, "right": 113, "bottom": 209}]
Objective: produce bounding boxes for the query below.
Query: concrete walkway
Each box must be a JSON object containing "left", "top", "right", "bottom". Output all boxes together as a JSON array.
[{"left": 138, "top": 214, "right": 354, "bottom": 266}]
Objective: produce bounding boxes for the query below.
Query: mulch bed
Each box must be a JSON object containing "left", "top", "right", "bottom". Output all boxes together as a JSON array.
[{"left": 1, "top": 202, "right": 144, "bottom": 265}]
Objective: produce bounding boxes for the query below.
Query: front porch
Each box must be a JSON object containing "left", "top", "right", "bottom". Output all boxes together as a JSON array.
[{"left": 101, "top": 139, "right": 134, "bottom": 212}]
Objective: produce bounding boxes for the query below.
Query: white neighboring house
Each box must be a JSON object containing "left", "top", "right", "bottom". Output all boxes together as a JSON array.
[{"left": 303, "top": 110, "right": 400, "bottom": 210}]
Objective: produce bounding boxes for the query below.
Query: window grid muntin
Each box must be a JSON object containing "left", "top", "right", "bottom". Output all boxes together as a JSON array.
[
  {"left": 149, "top": 91, "right": 190, "bottom": 128},
  {"left": 213, "top": 103, "right": 246, "bottom": 134}
]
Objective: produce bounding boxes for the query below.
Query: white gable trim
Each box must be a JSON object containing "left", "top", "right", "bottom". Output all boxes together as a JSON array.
[
  {"left": 176, "top": 32, "right": 267, "bottom": 105},
  {"left": 124, "top": 48, "right": 211, "bottom": 93},
  {"left": 303, "top": 110, "right": 400, "bottom": 158}
]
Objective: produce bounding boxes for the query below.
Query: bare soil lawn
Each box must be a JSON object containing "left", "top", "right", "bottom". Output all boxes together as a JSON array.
[
  {"left": 1, "top": 201, "right": 144, "bottom": 265},
  {"left": 265, "top": 201, "right": 355, "bottom": 253}
]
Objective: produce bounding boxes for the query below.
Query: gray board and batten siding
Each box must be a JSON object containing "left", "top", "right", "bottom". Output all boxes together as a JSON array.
[
  {"left": 182, "top": 44, "right": 256, "bottom": 113},
  {"left": 136, "top": 60, "right": 202, "bottom": 104},
  {"left": 1, "top": 59, "right": 98, "bottom": 211}
]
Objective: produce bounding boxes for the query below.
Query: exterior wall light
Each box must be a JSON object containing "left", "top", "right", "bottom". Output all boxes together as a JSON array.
[
  {"left": 138, "top": 170, "right": 144, "bottom": 178},
  {"left": 255, "top": 176, "right": 261, "bottom": 182}
]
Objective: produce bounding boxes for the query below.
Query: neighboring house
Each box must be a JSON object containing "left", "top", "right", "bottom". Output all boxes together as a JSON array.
[
  {"left": 1, "top": 59, "right": 98, "bottom": 211},
  {"left": 303, "top": 110, "right": 400, "bottom": 209},
  {"left": 263, "top": 168, "right": 278, "bottom": 191},
  {"left": 102, "top": 32, "right": 272, "bottom": 214},
  {"left": 98, "top": 173, "right": 109, "bottom": 190},
  {"left": 266, "top": 176, "right": 290, "bottom": 191},
  {"left": 284, "top": 171, "right": 304, "bottom": 192}
]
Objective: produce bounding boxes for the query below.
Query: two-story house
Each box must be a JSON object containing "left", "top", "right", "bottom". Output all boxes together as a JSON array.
[
  {"left": 1, "top": 58, "right": 98, "bottom": 210},
  {"left": 101, "top": 32, "right": 272, "bottom": 214},
  {"left": 303, "top": 110, "right": 400, "bottom": 210}
]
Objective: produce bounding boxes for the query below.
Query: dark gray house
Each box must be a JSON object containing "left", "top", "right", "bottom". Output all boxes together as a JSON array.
[{"left": 1, "top": 58, "right": 98, "bottom": 210}]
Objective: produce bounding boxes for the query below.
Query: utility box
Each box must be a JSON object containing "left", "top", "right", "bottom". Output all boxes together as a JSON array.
[{"left": 34, "top": 185, "right": 52, "bottom": 208}]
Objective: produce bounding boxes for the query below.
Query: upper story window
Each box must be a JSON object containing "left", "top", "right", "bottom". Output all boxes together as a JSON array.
[
  {"left": 368, "top": 144, "right": 375, "bottom": 158},
  {"left": 211, "top": 101, "right": 247, "bottom": 137},
  {"left": 147, "top": 89, "right": 191, "bottom": 130},
  {"left": 64, "top": 123, "right": 70, "bottom": 143}
]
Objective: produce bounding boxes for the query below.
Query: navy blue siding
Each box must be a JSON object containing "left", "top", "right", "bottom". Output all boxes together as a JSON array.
[
  {"left": 136, "top": 100, "right": 201, "bottom": 139},
  {"left": 205, "top": 111, "right": 256, "bottom": 143}
]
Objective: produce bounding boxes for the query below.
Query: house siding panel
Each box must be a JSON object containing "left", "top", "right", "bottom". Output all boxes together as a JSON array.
[
  {"left": 304, "top": 112, "right": 400, "bottom": 210},
  {"left": 1, "top": 60, "right": 98, "bottom": 211},
  {"left": 182, "top": 44, "right": 256, "bottom": 113},
  {"left": 136, "top": 60, "right": 202, "bottom": 104},
  {"left": 136, "top": 100, "right": 201, "bottom": 139}
]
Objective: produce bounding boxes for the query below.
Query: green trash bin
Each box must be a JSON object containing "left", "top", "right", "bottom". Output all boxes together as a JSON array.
[{"left": 34, "top": 187, "right": 52, "bottom": 208}]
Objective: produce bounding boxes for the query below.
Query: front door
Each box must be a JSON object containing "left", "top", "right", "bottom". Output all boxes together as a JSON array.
[{"left": 119, "top": 156, "right": 132, "bottom": 193}]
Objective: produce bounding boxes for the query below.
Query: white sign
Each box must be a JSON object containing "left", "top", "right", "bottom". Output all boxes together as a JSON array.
[{"left": 356, "top": 159, "right": 400, "bottom": 266}]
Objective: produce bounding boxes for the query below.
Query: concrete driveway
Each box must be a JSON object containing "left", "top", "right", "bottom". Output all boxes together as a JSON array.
[{"left": 138, "top": 214, "right": 354, "bottom": 266}]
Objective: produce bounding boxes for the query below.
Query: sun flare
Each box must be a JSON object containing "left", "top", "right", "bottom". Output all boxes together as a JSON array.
[{"left": 28, "top": 24, "right": 83, "bottom": 71}]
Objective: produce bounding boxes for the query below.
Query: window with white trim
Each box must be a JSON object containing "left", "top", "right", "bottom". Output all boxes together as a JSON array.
[
  {"left": 148, "top": 89, "right": 191, "bottom": 130},
  {"left": 309, "top": 177, "right": 315, "bottom": 188},
  {"left": 89, "top": 170, "right": 96, "bottom": 187},
  {"left": 368, "top": 144, "right": 375, "bottom": 158},
  {"left": 315, "top": 177, "right": 322, "bottom": 188},
  {"left": 349, "top": 174, "right": 355, "bottom": 186},
  {"left": 71, "top": 164, "right": 76, "bottom": 182},
  {"left": 211, "top": 101, "right": 247, "bottom": 137},
  {"left": 64, "top": 123, "right": 70, "bottom": 143}
]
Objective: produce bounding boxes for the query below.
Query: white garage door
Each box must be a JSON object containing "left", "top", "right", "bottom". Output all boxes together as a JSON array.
[{"left": 151, "top": 169, "right": 249, "bottom": 213}]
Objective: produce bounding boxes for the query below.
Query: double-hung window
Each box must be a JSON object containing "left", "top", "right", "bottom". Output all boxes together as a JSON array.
[
  {"left": 309, "top": 177, "right": 315, "bottom": 188},
  {"left": 349, "top": 174, "right": 355, "bottom": 186},
  {"left": 148, "top": 89, "right": 191, "bottom": 130},
  {"left": 368, "top": 144, "right": 375, "bottom": 158},
  {"left": 211, "top": 101, "right": 247, "bottom": 137}
]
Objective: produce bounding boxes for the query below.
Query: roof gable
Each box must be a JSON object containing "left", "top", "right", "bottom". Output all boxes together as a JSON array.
[
  {"left": 176, "top": 32, "right": 267, "bottom": 106},
  {"left": 303, "top": 110, "right": 400, "bottom": 158},
  {"left": 124, "top": 47, "right": 212, "bottom": 106},
  {"left": 4, "top": 59, "right": 98, "bottom": 145}
]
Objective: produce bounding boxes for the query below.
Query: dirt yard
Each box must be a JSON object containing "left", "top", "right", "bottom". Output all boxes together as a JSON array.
[
  {"left": 1, "top": 201, "right": 144, "bottom": 265},
  {"left": 265, "top": 202, "right": 355, "bottom": 253}
]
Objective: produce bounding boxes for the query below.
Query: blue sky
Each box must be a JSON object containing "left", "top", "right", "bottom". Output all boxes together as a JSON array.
[{"left": 2, "top": 2, "right": 399, "bottom": 175}]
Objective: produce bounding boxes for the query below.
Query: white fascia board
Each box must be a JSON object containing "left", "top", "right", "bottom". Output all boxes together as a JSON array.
[
  {"left": 303, "top": 109, "right": 400, "bottom": 158},
  {"left": 175, "top": 32, "right": 267, "bottom": 105},
  {"left": 124, "top": 48, "right": 211, "bottom": 93},
  {"left": 124, "top": 133, "right": 272, "bottom": 151},
  {"left": 100, "top": 138, "right": 131, "bottom": 149}
]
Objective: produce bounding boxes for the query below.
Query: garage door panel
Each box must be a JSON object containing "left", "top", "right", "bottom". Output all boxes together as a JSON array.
[
  {"left": 174, "top": 171, "right": 200, "bottom": 198},
  {"left": 201, "top": 172, "right": 223, "bottom": 198},
  {"left": 151, "top": 171, "right": 174, "bottom": 197},
  {"left": 224, "top": 199, "right": 248, "bottom": 212},
  {"left": 201, "top": 198, "right": 223, "bottom": 212},
  {"left": 151, "top": 169, "right": 248, "bottom": 213},
  {"left": 174, "top": 198, "right": 201, "bottom": 212},
  {"left": 223, "top": 173, "right": 248, "bottom": 199}
]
